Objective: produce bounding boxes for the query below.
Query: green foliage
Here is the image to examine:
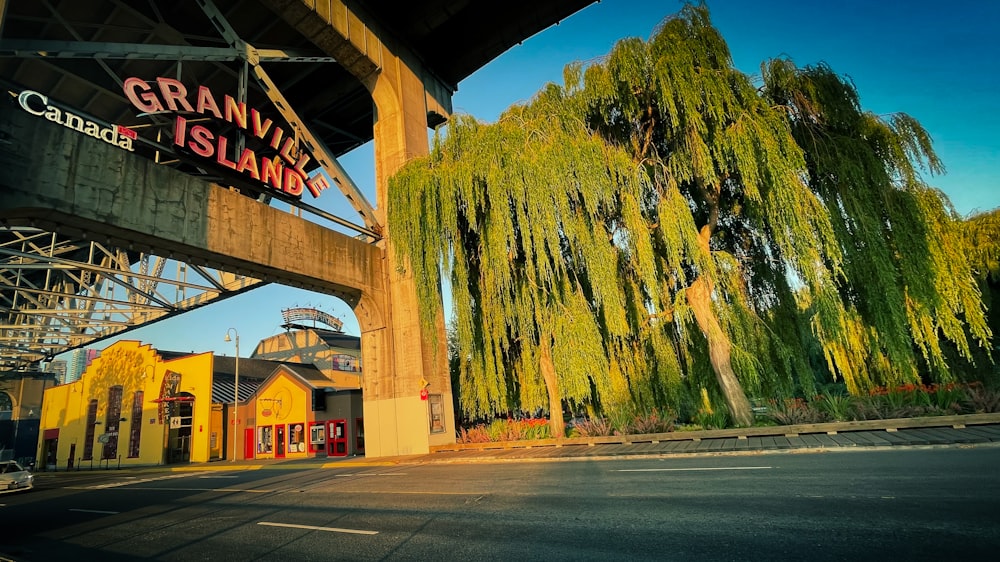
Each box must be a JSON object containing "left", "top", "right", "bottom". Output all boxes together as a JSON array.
[
  {"left": 570, "top": 417, "right": 615, "bottom": 437},
  {"left": 962, "top": 210, "right": 1000, "bottom": 283},
  {"left": 456, "top": 418, "right": 552, "bottom": 443},
  {"left": 762, "top": 58, "right": 991, "bottom": 391},
  {"left": 388, "top": 2, "right": 994, "bottom": 428},
  {"left": 693, "top": 409, "right": 730, "bottom": 430},
  {"left": 813, "top": 391, "right": 855, "bottom": 422},
  {"left": 766, "top": 398, "right": 826, "bottom": 425}
]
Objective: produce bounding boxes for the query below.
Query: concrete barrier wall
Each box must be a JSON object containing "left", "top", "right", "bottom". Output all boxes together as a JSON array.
[{"left": 430, "top": 412, "right": 1000, "bottom": 452}]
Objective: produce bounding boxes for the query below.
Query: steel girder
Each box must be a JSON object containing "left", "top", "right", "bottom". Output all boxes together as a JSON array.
[{"left": 0, "top": 226, "right": 264, "bottom": 370}]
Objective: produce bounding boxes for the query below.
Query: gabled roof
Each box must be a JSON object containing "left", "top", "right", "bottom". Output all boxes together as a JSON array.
[
  {"left": 271, "top": 364, "right": 346, "bottom": 392},
  {"left": 211, "top": 373, "right": 263, "bottom": 404}
]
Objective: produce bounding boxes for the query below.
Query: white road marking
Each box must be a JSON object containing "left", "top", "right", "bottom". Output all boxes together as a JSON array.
[
  {"left": 198, "top": 475, "right": 239, "bottom": 479},
  {"left": 258, "top": 521, "right": 378, "bottom": 535},
  {"left": 70, "top": 508, "right": 119, "bottom": 514},
  {"left": 113, "top": 487, "right": 271, "bottom": 493},
  {"left": 65, "top": 485, "right": 272, "bottom": 493},
  {"left": 613, "top": 466, "right": 773, "bottom": 472},
  {"left": 88, "top": 472, "right": 212, "bottom": 489}
]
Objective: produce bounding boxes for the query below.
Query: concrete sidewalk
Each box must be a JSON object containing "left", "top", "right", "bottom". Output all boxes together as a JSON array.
[
  {"left": 35, "top": 416, "right": 1000, "bottom": 476},
  {"left": 162, "top": 420, "right": 1000, "bottom": 472}
]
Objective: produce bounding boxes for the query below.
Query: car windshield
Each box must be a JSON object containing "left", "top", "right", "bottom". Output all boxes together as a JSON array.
[{"left": 1, "top": 462, "right": 23, "bottom": 474}]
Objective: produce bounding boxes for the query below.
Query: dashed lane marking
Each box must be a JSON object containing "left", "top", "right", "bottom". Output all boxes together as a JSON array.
[
  {"left": 258, "top": 521, "right": 378, "bottom": 535},
  {"left": 613, "top": 466, "right": 774, "bottom": 472}
]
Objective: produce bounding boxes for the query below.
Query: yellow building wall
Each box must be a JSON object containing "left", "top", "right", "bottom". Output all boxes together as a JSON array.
[
  {"left": 164, "top": 351, "right": 215, "bottom": 463},
  {"left": 37, "top": 341, "right": 218, "bottom": 468},
  {"left": 252, "top": 372, "right": 313, "bottom": 460}
]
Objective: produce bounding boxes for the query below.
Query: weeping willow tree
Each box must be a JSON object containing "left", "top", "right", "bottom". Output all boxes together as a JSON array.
[
  {"left": 389, "top": 3, "right": 993, "bottom": 429},
  {"left": 568, "top": 4, "right": 848, "bottom": 425},
  {"left": 958, "top": 209, "right": 1000, "bottom": 377},
  {"left": 762, "top": 60, "right": 992, "bottom": 392},
  {"left": 962, "top": 209, "right": 1000, "bottom": 284},
  {"left": 390, "top": 101, "right": 662, "bottom": 437},
  {"left": 391, "top": 4, "right": 843, "bottom": 428}
]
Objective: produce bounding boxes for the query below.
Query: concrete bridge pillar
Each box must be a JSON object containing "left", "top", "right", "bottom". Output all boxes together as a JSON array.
[{"left": 352, "top": 46, "right": 455, "bottom": 457}]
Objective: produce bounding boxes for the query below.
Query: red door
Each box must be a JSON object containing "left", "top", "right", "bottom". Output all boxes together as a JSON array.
[
  {"left": 243, "top": 428, "right": 255, "bottom": 459},
  {"left": 275, "top": 425, "right": 286, "bottom": 459},
  {"left": 327, "top": 420, "right": 348, "bottom": 457}
]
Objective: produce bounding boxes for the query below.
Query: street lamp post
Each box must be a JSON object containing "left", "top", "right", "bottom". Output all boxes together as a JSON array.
[{"left": 224, "top": 328, "right": 240, "bottom": 462}]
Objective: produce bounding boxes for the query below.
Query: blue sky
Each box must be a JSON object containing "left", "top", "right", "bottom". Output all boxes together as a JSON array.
[{"left": 81, "top": 0, "right": 999, "bottom": 359}]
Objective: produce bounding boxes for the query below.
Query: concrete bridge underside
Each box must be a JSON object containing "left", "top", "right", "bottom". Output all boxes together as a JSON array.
[{"left": 0, "top": 0, "right": 596, "bottom": 456}]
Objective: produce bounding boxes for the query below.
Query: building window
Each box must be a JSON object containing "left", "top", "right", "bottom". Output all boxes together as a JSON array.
[
  {"left": 128, "top": 391, "right": 144, "bottom": 458},
  {"left": 331, "top": 353, "right": 359, "bottom": 372},
  {"left": 103, "top": 385, "right": 123, "bottom": 460},
  {"left": 309, "top": 422, "right": 325, "bottom": 453},
  {"left": 82, "top": 399, "right": 98, "bottom": 461},
  {"left": 289, "top": 423, "right": 304, "bottom": 453},
  {"left": 258, "top": 425, "right": 273, "bottom": 454},
  {"left": 428, "top": 394, "right": 445, "bottom": 434}
]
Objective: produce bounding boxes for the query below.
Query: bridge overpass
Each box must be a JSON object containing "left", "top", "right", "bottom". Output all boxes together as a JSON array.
[{"left": 0, "top": 0, "right": 596, "bottom": 456}]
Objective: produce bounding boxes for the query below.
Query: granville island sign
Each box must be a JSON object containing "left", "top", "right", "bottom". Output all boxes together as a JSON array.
[{"left": 123, "top": 76, "right": 330, "bottom": 199}]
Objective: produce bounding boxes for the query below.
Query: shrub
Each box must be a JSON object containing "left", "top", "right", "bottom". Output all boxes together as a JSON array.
[
  {"left": 927, "top": 383, "right": 967, "bottom": 413},
  {"left": 457, "top": 425, "right": 492, "bottom": 443},
  {"left": 963, "top": 385, "right": 1000, "bottom": 413},
  {"left": 767, "top": 398, "right": 825, "bottom": 425},
  {"left": 625, "top": 408, "right": 677, "bottom": 435},
  {"left": 813, "top": 391, "right": 854, "bottom": 422},
  {"left": 694, "top": 409, "right": 730, "bottom": 429},
  {"left": 572, "top": 417, "right": 615, "bottom": 437},
  {"left": 456, "top": 417, "right": 552, "bottom": 443}
]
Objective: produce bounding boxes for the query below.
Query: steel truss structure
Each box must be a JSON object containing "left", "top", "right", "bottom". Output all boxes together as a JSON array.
[
  {"left": 0, "top": 0, "right": 370, "bottom": 370},
  {"left": 0, "top": 225, "right": 264, "bottom": 370}
]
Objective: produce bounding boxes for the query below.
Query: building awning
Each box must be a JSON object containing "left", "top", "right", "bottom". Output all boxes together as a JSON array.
[{"left": 43, "top": 428, "right": 59, "bottom": 440}]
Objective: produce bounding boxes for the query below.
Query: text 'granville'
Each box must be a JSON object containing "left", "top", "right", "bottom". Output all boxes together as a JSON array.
[{"left": 123, "top": 77, "right": 330, "bottom": 199}]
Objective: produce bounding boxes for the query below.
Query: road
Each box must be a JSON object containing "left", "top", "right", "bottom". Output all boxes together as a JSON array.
[{"left": 2, "top": 446, "right": 999, "bottom": 561}]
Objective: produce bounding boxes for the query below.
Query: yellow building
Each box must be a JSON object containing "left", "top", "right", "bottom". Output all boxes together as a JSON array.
[
  {"left": 37, "top": 339, "right": 364, "bottom": 470},
  {"left": 36, "top": 341, "right": 218, "bottom": 469},
  {"left": 249, "top": 364, "right": 364, "bottom": 459}
]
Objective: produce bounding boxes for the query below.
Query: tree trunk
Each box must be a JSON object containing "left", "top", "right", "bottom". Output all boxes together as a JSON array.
[
  {"left": 539, "top": 336, "right": 566, "bottom": 438},
  {"left": 687, "top": 275, "right": 755, "bottom": 427}
]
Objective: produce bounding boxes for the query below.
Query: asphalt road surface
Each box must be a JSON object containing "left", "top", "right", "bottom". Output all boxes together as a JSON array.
[{"left": 2, "top": 446, "right": 999, "bottom": 561}]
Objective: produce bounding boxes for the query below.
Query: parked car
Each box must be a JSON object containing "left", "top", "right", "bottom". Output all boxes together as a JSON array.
[{"left": 0, "top": 460, "right": 34, "bottom": 493}]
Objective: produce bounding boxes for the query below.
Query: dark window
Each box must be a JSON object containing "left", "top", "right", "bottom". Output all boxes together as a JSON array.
[
  {"left": 103, "top": 386, "right": 123, "bottom": 460},
  {"left": 82, "top": 400, "right": 98, "bottom": 461},
  {"left": 312, "top": 389, "right": 326, "bottom": 411},
  {"left": 128, "top": 391, "right": 144, "bottom": 458}
]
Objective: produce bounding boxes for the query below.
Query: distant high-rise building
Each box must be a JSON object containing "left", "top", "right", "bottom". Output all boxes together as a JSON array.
[
  {"left": 65, "top": 348, "right": 99, "bottom": 384},
  {"left": 43, "top": 359, "right": 68, "bottom": 384}
]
